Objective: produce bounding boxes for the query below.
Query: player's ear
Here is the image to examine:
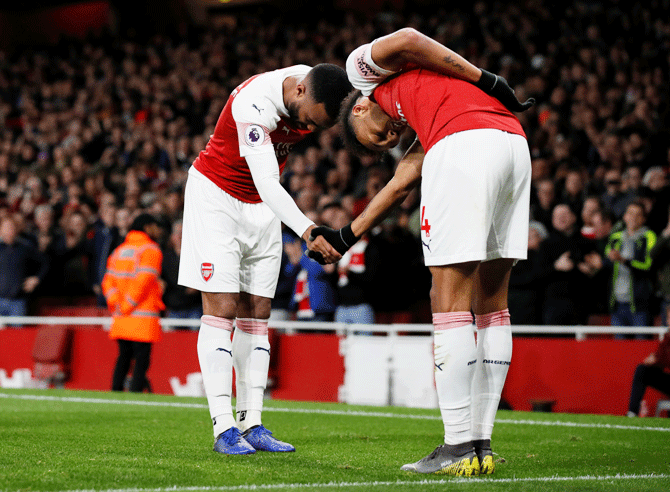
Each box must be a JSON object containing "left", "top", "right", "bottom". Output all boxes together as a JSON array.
[
  {"left": 295, "top": 82, "right": 307, "bottom": 98},
  {"left": 351, "top": 100, "right": 369, "bottom": 117}
]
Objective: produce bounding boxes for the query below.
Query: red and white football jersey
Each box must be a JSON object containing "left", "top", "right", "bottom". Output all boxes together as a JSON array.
[{"left": 193, "top": 66, "right": 312, "bottom": 203}]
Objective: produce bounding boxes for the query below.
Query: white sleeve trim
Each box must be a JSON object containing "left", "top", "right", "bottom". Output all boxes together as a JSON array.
[
  {"left": 246, "top": 152, "right": 314, "bottom": 238},
  {"left": 346, "top": 40, "right": 396, "bottom": 96}
]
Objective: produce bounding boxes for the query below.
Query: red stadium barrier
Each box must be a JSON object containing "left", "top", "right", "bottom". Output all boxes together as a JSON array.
[{"left": 0, "top": 327, "right": 664, "bottom": 416}]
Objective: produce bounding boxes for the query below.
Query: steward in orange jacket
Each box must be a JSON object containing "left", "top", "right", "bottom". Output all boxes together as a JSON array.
[{"left": 102, "top": 216, "right": 165, "bottom": 344}]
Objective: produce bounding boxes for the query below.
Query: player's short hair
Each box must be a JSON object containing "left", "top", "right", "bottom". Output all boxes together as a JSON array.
[
  {"left": 338, "top": 90, "right": 381, "bottom": 158},
  {"left": 306, "top": 64, "right": 353, "bottom": 121}
]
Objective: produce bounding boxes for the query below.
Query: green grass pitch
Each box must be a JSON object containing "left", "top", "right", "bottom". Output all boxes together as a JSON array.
[{"left": 0, "top": 389, "right": 669, "bottom": 491}]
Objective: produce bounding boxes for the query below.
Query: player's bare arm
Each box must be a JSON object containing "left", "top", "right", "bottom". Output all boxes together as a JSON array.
[
  {"left": 308, "top": 139, "right": 424, "bottom": 265},
  {"left": 351, "top": 138, "right": 424, "bottom": 237},
  {"left": 371, "top": 28, "right": 534, "bottom": 112},
  {"left": 370, "top": 28, "right": 481, "bottom": 82}
]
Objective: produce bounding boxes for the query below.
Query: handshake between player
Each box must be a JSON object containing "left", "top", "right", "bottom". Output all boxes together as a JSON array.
[{"left": 307, "top": 224, "right": 359, "bottom": 264}]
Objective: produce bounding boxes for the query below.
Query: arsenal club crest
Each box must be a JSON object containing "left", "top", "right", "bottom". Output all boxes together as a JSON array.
[{"left": 201, "top": 263, "right": 214, "bottom": 282}]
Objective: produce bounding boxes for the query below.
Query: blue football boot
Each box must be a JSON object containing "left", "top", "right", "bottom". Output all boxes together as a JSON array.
[
  {"left": 242, "top": 425, "right": 295, "bottom": 452},
  {"left": 213, "top": 427, "right": 256, "bottom": 455}
]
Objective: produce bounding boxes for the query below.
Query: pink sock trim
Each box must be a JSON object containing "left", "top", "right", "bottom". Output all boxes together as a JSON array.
[
  {"left": 201, "top": 315, "right": 233, "bottom": 331},
  {"left": 475, "top": 309, "right": 511, "bottom": 329},
  {"left": 236, "top": 318, "right": 269, "bottom": 335},
  {"left": 432, "top": 311, "right": 473, "bottom": 330}
]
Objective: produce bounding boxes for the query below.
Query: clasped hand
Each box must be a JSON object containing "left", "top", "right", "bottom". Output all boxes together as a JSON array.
[{"left": 304, "top": 225, "right": 354, "bottom": 265}]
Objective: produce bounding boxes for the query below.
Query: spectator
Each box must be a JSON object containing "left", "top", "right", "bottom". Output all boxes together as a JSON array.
[
  {"left": 324, "top": 202, "right": 381, "bottom": 326},
  {"left": 601, "top": 168, "right": 630, "bottom": 220},
  {"left": 560, "top": 168, "right": 586, "bottom": 217},
  {"left": 508, "top": 221, "right": 548, "bottom": 325},
  {"left": 651, "top": 207, "right": 670, "bottom": 326},
  {"left": 102, "top": 213, "right": 166, "bottom": 392},
  {"left": 0, "top": 216, "right": 48, "bottom": 319},
  {"left": 627, "top": 305, "right": 670, "bottom": 417},
  {"left": 530, "top": 178, "right": 556, "bottom": 231},
  {"left": 271, "top": 229, "right": 301, "bottom": 322},
  {"left": 605, "top": 200, "right": 657, "bottom": 331},
  {"left": 286, "top": 234, "right": 338, "bottom": 323},
  {"left": 580, "top": 195, "right": 603, "bottom": 240},
  {"left": 89, "top": 202, "right": 121, "bottom": 306},
  {"left": 51, "top": 210, "right": 92, "bottom": 297},
  {"left": 540, "top": 204, "right": 597, "bottom": 325},
  {"left": 161, "top": 219, "right": 202, "bottom": 329}
]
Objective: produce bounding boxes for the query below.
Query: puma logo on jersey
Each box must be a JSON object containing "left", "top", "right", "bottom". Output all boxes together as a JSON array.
[{"left": 252, "top": 104, "right": 264, "bottom": 114}]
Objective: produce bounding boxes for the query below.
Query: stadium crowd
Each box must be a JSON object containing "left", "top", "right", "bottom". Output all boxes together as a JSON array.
[{"left": 0, "top": 0, "right": 669, "bottom": 328}]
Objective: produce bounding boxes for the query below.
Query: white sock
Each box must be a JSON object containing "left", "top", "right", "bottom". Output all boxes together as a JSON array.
[
  {"left": 472, "top": 310, "right": 512, "bottom": 441},
  {"left": 233, "top": 318, "right": 270, "bottom": 432},
  {"left": 433, "top": 312, "right": 476, "bottom": 445},
  {"left": 197, "top": 315, "right": 237, "bottom": 437}
]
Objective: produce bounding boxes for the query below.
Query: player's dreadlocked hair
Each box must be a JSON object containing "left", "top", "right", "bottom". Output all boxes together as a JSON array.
[
  {"left": 338, "top": 90, "right": 382, "bottom": 158},
  {"left": 306, "top": 64, "right": 353, "bottom": 121}
]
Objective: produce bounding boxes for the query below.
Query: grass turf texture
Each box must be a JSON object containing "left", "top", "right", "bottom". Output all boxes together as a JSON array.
[{"left": 0, "top": 389, "right": 669, "bottom": 492}]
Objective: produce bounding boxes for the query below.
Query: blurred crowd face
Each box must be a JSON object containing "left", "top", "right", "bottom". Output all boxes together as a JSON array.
[
  {"left": 564, "top": 170, "right": 584, "bottom": 199},
  {"left": 321, "top": 205, "right": 350, "bottom": 229},
  {"left": 603, "top": 169, "right": 622, "bottom": 195},
  {"left": 581, "top": 197, "right": 601, "bottom": 226},
  {"left": 99, "top": 203, "right": 117, "bottom": 228},
  {"left": 0, "top": 217, "right": 18, "bottom": 245},
  {"left": 34, "top": 205, "right": 54, "bottom": 233},
  {"left": 115, "top": 207, "right": 132, "bottom": 233},
  {"left": 623, "top": 202, "right": 646, "bottom": 234},
  {"left": 552, "top": 204, "right": 577, "bottom": 235},
  {"left": 644, "top": 167, "right": 667, "bottom": 191},
  {"left": 536, "top": 179, "right": 555, "bottom": 209},
  {"left": 591, "top": 211, "right": 612, "bottom": 240},
  {"left": 622, "top": 166, "right": 642, "bottom": 192},
  {"left": 67, "top": 212, "right": 87, "bottom": 241}
]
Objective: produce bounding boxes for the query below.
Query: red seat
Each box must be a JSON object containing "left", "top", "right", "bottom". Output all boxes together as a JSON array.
[{"left": 31, "top": 326, "right": 73, "bottom": 387}]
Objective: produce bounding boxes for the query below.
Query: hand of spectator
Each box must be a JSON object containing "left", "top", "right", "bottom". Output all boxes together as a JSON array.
[
  {"left": 607, "top": 249, "right": 625, "bottom": 263},
  {"left": 476, "top": 69, "right": 535, "bottom": 112},
  {"left": 643, "top": 353, "right": 657, "bottom": 365},
  {"left": 662, "top": 223, "right": 670, "bottom": 238},
  {"left": 578, "top": 252, "right": 603, "bottom": 276},
  {"left": 283, "top": 239, "right": 303, "bottom": 265},
  {"left": 554, "top": 251, "right": 574, "bottom": 271},
  {"left": 22, "top": 276, "right": 39, "bottom": 293}
]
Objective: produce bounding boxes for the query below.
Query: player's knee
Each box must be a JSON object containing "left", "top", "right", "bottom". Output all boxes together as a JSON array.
[{"left": 202, "top": 292, "right": 239, "bottom": 318}]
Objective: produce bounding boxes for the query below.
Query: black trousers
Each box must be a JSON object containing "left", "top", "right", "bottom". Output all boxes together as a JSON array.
[
  {"left": 627, "top": 364, "right": 670, "bottom": 414},
  {"left": 111, "top": 339, "right": 152, "bottom": 392}
]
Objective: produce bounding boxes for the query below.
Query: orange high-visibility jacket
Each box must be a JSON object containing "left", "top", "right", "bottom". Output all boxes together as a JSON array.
[{"left": 102, "top": 231, "right": 165, "bottom": 343}]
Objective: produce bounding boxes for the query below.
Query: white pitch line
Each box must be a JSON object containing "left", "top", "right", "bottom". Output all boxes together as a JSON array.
[
  {"left": 40, "top": 473, "right": 670, "bottom": 492},
  {"left": 2, "top": 392, "right": 670, "bottom": 432}
]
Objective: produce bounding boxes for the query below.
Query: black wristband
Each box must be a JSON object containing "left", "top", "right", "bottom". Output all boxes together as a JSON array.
[
  {"left": 340, "top": 223, "right": 358, "bottom": 248},
  {"left": 475, "top": 69, "right": 497, "bottom": 92}
]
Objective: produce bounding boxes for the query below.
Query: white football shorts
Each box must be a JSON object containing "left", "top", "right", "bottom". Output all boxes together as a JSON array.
[
  {"left": 178, "top": 166, "right": 282, "bottom": 297},
  {"left": 420, "top": 128, "right": 531, "bottom": 266}
]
